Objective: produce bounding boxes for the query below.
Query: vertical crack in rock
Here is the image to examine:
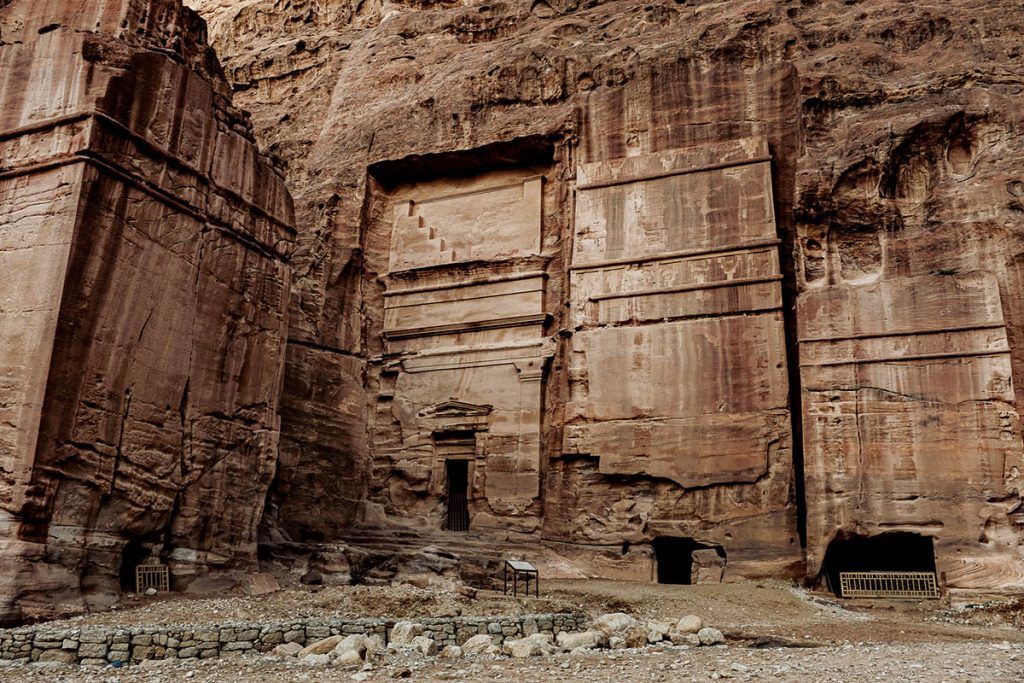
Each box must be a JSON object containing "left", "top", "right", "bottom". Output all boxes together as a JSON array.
[{"left": 0, "top": 0, "right": 294, "bottom": 623}]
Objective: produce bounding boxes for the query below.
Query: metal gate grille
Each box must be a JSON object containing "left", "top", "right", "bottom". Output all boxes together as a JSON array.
[
  {"left": 446, "top": 488, "right": 469, "bottom": 531},
  {"left": 839, "top": 571, "right": 939, "bottom": 599},
  {"left": 135, "top": 564, "right": 169, "bottom": 593}
]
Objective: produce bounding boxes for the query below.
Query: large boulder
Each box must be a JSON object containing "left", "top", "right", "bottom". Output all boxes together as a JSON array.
[
  {"left": 557, "top": 630, "right": 605, "bottom": 650},
  {"left": 462, "top": 634, "right": 496, "bottom": 655},
  {"left": 309, "top": 549, "right": 353, "bottom": 586},
  {"left": 690, "top": 549, "right": 726, "bottom": 584},
  {"left": 332, "top": 633, "right": 370, "bottom": 659},
  {"left": 503, "top": 637, "right": 544, "bottom": 658},
  {"left": 390, "top": 622, "right": 425, "bottom": 645},
  {"left": 593, "top": 612, "right": 639, "bottom": 635},
  {"left": 271, "top": 642, "right": 303, "bottom": 657},
  {"left": 335, "top": 649, "right": 364, "bottom": 667},
  {"left": 503, "top": 633, "right": 556, "bottom": 658},
  {"left": 411, "top": 635, "right": 438, "bottom": 656},
  {"left": 673, "top": 615, "right": 703, "bottom": 634},
  {"left": 697, "top": 627, "right": 725, "bottom": 646},
  {"left": 439, "top": 645, "right": 463, "bottom": 659},
  {"left": 298, "top": 635, "right": 345, "bottom": 658}
]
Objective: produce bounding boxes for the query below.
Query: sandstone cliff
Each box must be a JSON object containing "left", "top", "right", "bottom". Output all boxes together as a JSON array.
[
  {"left": 0, "top": 0, "right": 293, "bottom": 623},
  {"left": 182, "top": 0, "right": 1024, "bottom": 592}
]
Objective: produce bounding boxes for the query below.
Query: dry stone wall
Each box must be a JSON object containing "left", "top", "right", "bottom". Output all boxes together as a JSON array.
[{"left": 0, "top": 613, "right": 587, "bottom": 665}]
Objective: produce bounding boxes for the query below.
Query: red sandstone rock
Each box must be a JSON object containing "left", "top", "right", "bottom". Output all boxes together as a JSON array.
[
  {"left": 183, "top": 0, "right": 1024, "bottom": 593},
  {"left": 5, "top": 0, "right": 1024, "bottom": 622},
  {"left": 0, "top": 0, "right": 293, "bottom": 623}
]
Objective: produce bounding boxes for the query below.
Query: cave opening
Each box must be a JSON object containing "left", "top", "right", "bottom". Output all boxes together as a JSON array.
[
  {"left": 821, "top": 532, "right": 937, "bottom": 595},
  {"left": 652, "top": 537, "right": 726, "bottom": 584},
  {"left": 119, "top": 540, "right": 150, "bottom": 592}
]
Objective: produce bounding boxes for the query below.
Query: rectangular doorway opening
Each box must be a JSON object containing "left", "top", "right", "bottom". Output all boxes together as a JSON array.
[
  {"left": 445, "top": 459, "right": 469, "bottom": 532},
  {"left": 653, "top": 537, "right": 727, "bottom": 584}
]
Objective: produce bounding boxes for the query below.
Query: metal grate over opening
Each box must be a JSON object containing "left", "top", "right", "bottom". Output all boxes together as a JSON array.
[
  {"left": 135, "top": 564, "right": 170, "bottom": 594},
  {"left": 839, "top": 571, "right": 939, "bottom": 599}
]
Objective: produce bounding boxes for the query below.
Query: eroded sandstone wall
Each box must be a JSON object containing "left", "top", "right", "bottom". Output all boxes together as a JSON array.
[
  {"left": 183, "top": 0, "right": 1024, "bottom": 590},
  {"left": 0, "top": 0, "right": 294, "bottom": 622}
]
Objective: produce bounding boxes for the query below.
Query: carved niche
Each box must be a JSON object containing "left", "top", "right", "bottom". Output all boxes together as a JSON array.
[{"left": 380, "top": 170, "right": 553, "bottom": 531}]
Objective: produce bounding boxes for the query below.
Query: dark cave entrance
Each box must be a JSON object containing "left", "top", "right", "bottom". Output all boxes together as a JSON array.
[
  {"left": 652, "top": 537, "right": 726, "bottom": 584},
  {"left": 119, "top": 540, "right": 150, "bottom": 592},
  {"left": 821, "top": 532, "right": 937, "bottom": 595},
  {"left": 444, "top": 459, "right": 469, "bottom": 532}
]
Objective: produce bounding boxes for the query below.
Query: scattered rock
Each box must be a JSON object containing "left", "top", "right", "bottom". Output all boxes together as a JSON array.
[
  {"left": 333, "top": 634, "right": 370, "bottom": 659},
  {"left": 674, "top": 615, "right": 704, "bottom": 634},
  {"left": 439, "top": 645, "right": 463, "bottom": 659},
  {"left": 389, "top": 622, "right": 425, "bottom": 645},
  {"left": 241, "top": 572, "right": 281, "bottom": 596},
  {"left": 410, "top": 635, "right": 437, "bottom": 656},
  {"left": 271, "top": 642, "right": 304, "bottom": 657},
  {"left": 698, "top": 627, "right": 726, "bottom": 646},
  {"left": 593, "top": 612, "right": 639, "bottom": 635},
  {"left": 299, "top": 635, "right": 345, "bottom": 658},
  {"left": 300, "top": 570, "right": 323, "bottom": 586},
  {"left": 336, "top": 649, "right": 364, "bottom": 667},
  {"left": 556, "top": 630, "right": 604, "bottom": 650},
  {"left": 462, "top": 634, "right": 496, "bottom": 655}
]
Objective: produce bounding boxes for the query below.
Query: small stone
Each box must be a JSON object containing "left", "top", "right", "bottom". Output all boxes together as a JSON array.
[
  {"left": 410, "top": 635, "right": 437, "bottom": 656},
  {"left": 674, "top": 615, "right": 703, "bottom": 634},
  {"left": 439, "top": 645, "right": 462, "bottom": 659},
  {"left": 300, "top": 653, "right": 331, "bottom": 665},
  {"left": 336, "top": 649, "right": 364, "bottom": 667},
  {"left": 271, "top": 642, "right": 303, "bottom": 657},
  {"left": 593, "top": 613, "right": 638, "bottom": 635}
]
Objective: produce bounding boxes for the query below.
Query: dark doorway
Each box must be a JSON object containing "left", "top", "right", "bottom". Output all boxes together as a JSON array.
[
  {"left": 119, "top": 540, "right": 149, "bottom": 591},
  {"left": 821, "top": 532, "right": 936, "bottom": 595},
  {"left": 653, "top": 537, "right": 726, "bottom": 584},
  {"left": 445, "top": 459, "right": 469, "bottom": 532}
]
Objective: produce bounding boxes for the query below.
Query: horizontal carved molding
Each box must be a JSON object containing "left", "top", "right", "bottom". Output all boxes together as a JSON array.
[
  {"left": 576, "top": 155, "right": 772, "bottom": 191},
  {"left": 411, "top": 174, "right": 545, "bottom": 206},
  {"left": 384, "top": 313, "right": 550, "bottom": 340},
  {"left": 569, "top": 238, "right": 781, "bottom": 272},
  {"left": 798, "top": 323, "right": 1006, "bottom": 344},
  {"left": 0, "top": 110, "right": 293, "bottom": 233},
  {"left": 384, "top": 270, "right": 547, "bottom": 298},
  {"left": 0, "top": 151, "right": 287, "bottom": 261},
  {"left": 588, "top": 275, "right": 782, "bottom": 302},
  {"left": 801, "top": 348, "right": 1009, "bottom": 368}
]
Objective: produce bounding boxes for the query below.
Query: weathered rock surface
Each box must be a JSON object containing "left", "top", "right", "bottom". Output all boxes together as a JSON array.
[
  {"left": 179, "top": 0, "right": 1024, "bottom": 592},
  {"left": 0, "top": 0, "right": 293, "bottom": 624}
]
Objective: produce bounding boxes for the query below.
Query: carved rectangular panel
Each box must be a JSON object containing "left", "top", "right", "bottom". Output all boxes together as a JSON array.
[
  {"left": 384, "top": 274, "right": 546, "bottom": 344},
  {"left": 388, "top": 176, "right": 542, "bottom": 272},
  {"left": 567, "top": 138, "right": 790, "bottom": 487},
  {"left": 798, "top": 273, "right": 1024, "bottom": 580}
]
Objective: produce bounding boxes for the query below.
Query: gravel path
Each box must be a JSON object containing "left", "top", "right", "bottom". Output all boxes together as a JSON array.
[{"left": 4, "top": 579, "right": 1023, "bottom": 681}]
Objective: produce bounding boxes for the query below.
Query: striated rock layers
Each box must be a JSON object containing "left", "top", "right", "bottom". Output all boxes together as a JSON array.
[
  {"left": 4, "top": 0, "right": 1024, "bottom": 619},
  {"left": 182, "top": 0, "right": 1024, "bottom": 594},
  {"left": 0, "top": 0, "right": 293, "bottom": 623}
]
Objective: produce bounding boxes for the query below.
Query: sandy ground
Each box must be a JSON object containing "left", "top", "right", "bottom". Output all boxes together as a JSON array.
[{"left": 3, "top": 580, "right": 1024, "bottom": 682}]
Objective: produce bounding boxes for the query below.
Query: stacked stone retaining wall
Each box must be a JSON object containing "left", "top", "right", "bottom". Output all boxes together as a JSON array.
[{"left": 0, "top": 613, "right": 588, "bottom": 666}]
